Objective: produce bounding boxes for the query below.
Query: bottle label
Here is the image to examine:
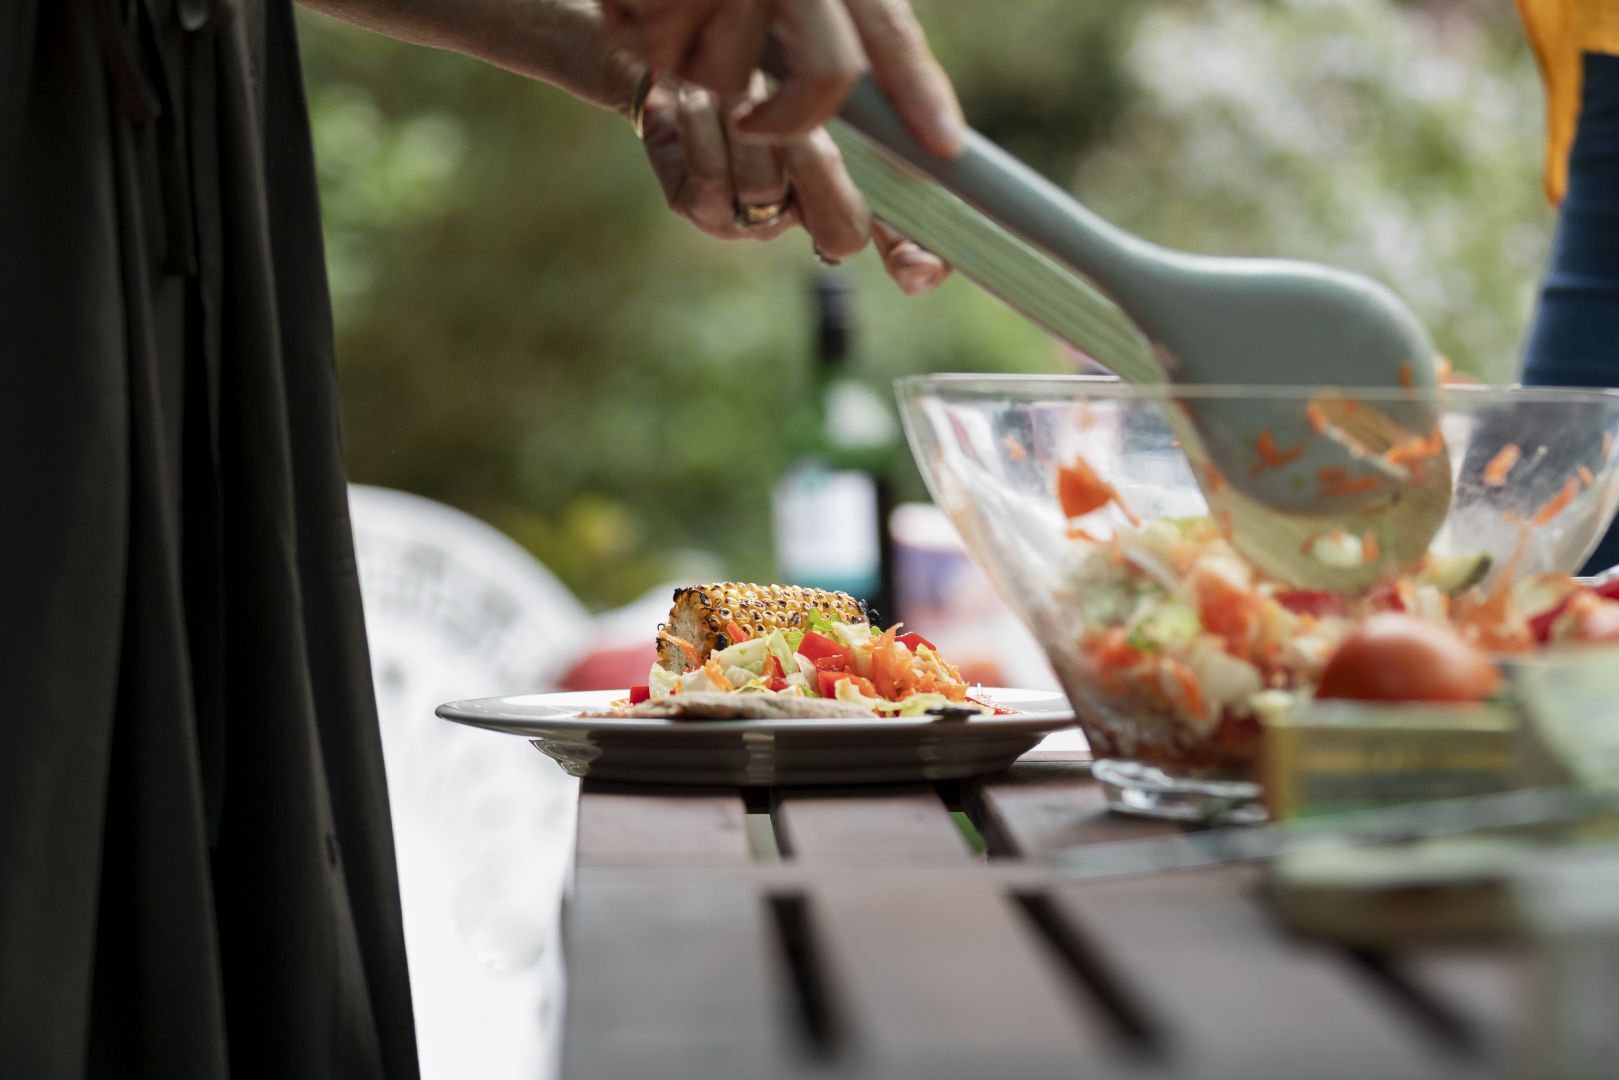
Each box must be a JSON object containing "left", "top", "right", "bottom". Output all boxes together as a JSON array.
[{"left": 772, "top": 463, "right": 880, "bottom": 601}]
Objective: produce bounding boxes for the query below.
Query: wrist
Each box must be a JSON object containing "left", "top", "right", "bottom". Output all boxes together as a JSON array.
[{"left": 407, "top": 0, "right": 649, "bottom": 119}]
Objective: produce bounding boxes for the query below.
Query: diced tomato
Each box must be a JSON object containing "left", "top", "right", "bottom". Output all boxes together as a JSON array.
[
  {"left": 1595, "top": 578, "right": 1619, "bottom": 603},
  {"left": 1193, "top": 564, "right": 1260, "bottom": 651},
  {"left": 628, "top": 684, "right": 651, "bottom": 704},
  {"left": 1317, "top": 614, "right": 1502, "bottom": 703},
  {"left": 763, "top": 655, "right": 784, "bottom": 681},
  {"left": 897, "top": 631, "right": 936, "bottom": 653},
  {"left": 797, "top": 630, "right": 849, "bottom": 666},
  {"left": 765, "top": 675, "right": 790, "bottom": 692},
  {"left": 1274, "top": 589, "right": 1346, "bottom": 618},
  {"left": 817, "top": 670, "right": 877, "bottom": 700},
  {"left": 812, "top": 653, "right": 848, "bottom": 672}
]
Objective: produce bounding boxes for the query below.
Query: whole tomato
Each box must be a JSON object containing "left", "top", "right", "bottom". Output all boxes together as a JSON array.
[{"left": 1316, "top": 613, "right": 1502, "bottom": 703}]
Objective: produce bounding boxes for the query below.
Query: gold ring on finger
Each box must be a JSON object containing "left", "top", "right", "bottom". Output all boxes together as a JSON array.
[{"left": 735, "top": 197, "right": 789, "bottom": 229}]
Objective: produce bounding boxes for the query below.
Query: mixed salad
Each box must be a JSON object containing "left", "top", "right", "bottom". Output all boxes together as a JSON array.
[
  {"left": 629, "top": 612, "right": 997, "bottom": 717},
  {"left": 1055, "top": 507, "right": 1619, "bottom": 773}
]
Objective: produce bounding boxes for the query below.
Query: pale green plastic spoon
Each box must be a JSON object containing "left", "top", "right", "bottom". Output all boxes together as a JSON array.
[{"left": 829, "top": 77, "right": 1451, "bottom": 590}]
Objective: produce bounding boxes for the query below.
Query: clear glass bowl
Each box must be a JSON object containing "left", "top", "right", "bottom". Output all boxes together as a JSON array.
[{"left": 898, "top": 375, "right": 1619, "bottom": 823}]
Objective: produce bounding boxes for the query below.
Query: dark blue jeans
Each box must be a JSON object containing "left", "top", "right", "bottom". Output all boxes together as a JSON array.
[{"left": 1522, "top": 52, "right": 1619, "bottom": 574}]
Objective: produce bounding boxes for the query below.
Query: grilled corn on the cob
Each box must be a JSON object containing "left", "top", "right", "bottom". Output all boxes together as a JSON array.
[{"left": 656, "top": 582, "right": 869, "bottom": 673}]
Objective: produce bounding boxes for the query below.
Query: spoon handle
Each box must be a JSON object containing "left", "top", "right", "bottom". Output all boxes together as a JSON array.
[{"left": 836, "top": 77, "right": 1164, "bottom": 315}]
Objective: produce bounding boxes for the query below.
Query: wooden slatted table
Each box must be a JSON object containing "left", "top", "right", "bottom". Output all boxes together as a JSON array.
[{"left": 561, "top": 751, "right": 1526, "bottom": 1080}]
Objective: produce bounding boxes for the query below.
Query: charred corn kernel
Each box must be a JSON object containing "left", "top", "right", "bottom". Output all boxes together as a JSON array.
[{"left": 655, "top": 582, "right": 869, "bottom": 673}]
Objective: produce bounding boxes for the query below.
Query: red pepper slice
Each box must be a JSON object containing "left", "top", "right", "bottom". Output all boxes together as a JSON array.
[
  {"left": 627, "top": 684, "right": 651, "bottom": 704},
  {"left": 897, "top": 631, "right": 936, "bottom": 652},
  {"left": 797, "top": 630, "right": 849, "bottom": 666}
]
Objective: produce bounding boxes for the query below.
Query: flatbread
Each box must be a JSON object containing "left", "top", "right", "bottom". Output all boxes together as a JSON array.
[{"left": 590, "top": 692, "right": 880, "bottom": 720}]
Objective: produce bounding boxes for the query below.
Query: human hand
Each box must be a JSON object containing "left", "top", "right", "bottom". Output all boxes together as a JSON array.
[
  {"left": 602, "top": 0, "right": 964, "bottom": 160},
  {"left": 638, "top": 77, "right": 949, "bottom": 294}
]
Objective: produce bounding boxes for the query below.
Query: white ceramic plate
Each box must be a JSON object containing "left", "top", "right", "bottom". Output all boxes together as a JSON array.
[{"left": 435, "top": 687, "right": 1081, "bottom": 786}]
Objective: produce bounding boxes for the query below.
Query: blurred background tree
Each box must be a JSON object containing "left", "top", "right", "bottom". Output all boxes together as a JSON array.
[{"left": 300, "top": 0, "right": 1547, "bottom": 610}]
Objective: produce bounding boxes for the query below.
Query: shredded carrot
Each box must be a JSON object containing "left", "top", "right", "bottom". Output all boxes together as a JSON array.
[
  {"left": 1533, "top": 478, "right": 1581, "bottom": 525},
  {"left": 1306, "top": 400, "right": 1329, "bottom": 434},
  {"left": 1002, "top": 435, "right": 1027, "bottom": 461},
  {"left": 703, "top": 657, "right": 735, "bottom": 692},
  {"left": 1362, "top": 530, "right": 1380, "bottom": 561},
  {"left": 1113, "top": 491, "right": 1143, "bottom": 527},
  {"left": 1384, "top": 427, "right": 1445, "bottom": 467},
  {"left": 1165, "top": 658, "right": 1206, "bottom": 718},
  {"left": 1437, "top": 356, "right": 1454, "bottom": 383},
  {"left": 1453, "top": 526, "right": 1534, "bottom": 652},
  {"left": 1317, "top": 466, "right": 1381, "bottom": 498},
  {"left": 1483, "top": 444, "right": 1521, "bottom": 488},
  {"left": 1251, "top": 429, "right": 1305, "bottom": 476},
  {"left": 1580, "top": 465, "right": 1596, "bottom": 487},
  {"left": 1299, "top": 532, "right": 1319, "bottom": 555},
  {"left": 659, "top": 631, "right": 704, "bottom": 667},
  {"left": 724, "top": 619, "right": 751, "bottom": 644},
  {"left": 1203, "top": 462, "right": 1225, "bottom": 494},
  {"left": 1066, "top": 526, "right": 1103, "bottom": 542},
  {"left": 1056, "top": 456, "right": 1116, "bottom": 519},
  {"left": 1397, "top": 362, "right": 1414, "bottom": 389}
]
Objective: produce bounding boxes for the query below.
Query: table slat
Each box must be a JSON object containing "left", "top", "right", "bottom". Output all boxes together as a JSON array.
[
  {"left": 1051, "top": 866, "right": 1491, "bottom": 1079},
  {"left": 773, "top": 784, "right": 969, "bottom": 864},
  {"left": 809, "top": 880, "right": 1131, "bottom": 1079},
  {"left": 563, "top": 877, "right": 804, "bottom": 1080},
  {"left": 965, "top": 765, "right": 1183, "bottom": 857},
  {"left": 576, "top": 781, "right": 751, "bottom": 866}
]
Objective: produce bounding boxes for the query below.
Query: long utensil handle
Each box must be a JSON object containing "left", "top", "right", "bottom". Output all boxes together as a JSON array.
[
  {"left": 835, "top": 78, "right": 1165, "bottom": 312},
  {"left": 826, "top": 116, "right": 1158, "bottom": 383}
]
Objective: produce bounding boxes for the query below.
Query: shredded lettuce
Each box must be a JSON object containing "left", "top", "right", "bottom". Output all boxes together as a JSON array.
[
  {"left": 648, "top": 666, "right": 680, "bottom": 700},
  {"left": 712, "top": 637, "right": 768, "bottom": 673},
  {"left": 833, "top": 678, "right": 890, "bottom": 712},
  {"left": 763, "top": 629, "right": 797, "bottom": 678},
  {"left": 802, "top": 609, "right": 842, "bottom": 637},
  {"left": 895, "top": 693, "right": 962, "bottom": 717}
]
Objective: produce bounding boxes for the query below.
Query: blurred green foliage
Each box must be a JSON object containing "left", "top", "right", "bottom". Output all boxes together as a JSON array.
[{"left": 299, "top": 0, "right": 1547, "bottom": 609}]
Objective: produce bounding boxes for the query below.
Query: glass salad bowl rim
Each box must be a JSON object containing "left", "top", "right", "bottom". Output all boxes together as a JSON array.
[{"left": 895, "top": 373, "right": 1619, "bottom": 409}]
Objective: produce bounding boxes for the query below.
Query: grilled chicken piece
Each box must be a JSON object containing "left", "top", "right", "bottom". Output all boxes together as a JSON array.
[{"left": 656, "top": 582, "right": 868, "bottom": 673}]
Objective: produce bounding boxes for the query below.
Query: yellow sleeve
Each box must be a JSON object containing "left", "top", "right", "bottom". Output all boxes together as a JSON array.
[{"left": 1517, "top": 0, "right": 1619, "bottom": 205}]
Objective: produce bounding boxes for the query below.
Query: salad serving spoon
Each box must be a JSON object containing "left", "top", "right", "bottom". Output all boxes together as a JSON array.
[{"left": 825, "top": 77, "right": 1452, "bottom": 591}]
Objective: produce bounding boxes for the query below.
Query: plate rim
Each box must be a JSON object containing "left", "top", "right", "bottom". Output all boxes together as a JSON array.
[{"left": 436, "top": 685, "right": 1075, "bottom": 736}]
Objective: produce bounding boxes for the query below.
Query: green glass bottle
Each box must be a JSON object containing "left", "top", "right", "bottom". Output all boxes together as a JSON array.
[{"left": 771, "top": 271, "right": 899, "bottom": 618}]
